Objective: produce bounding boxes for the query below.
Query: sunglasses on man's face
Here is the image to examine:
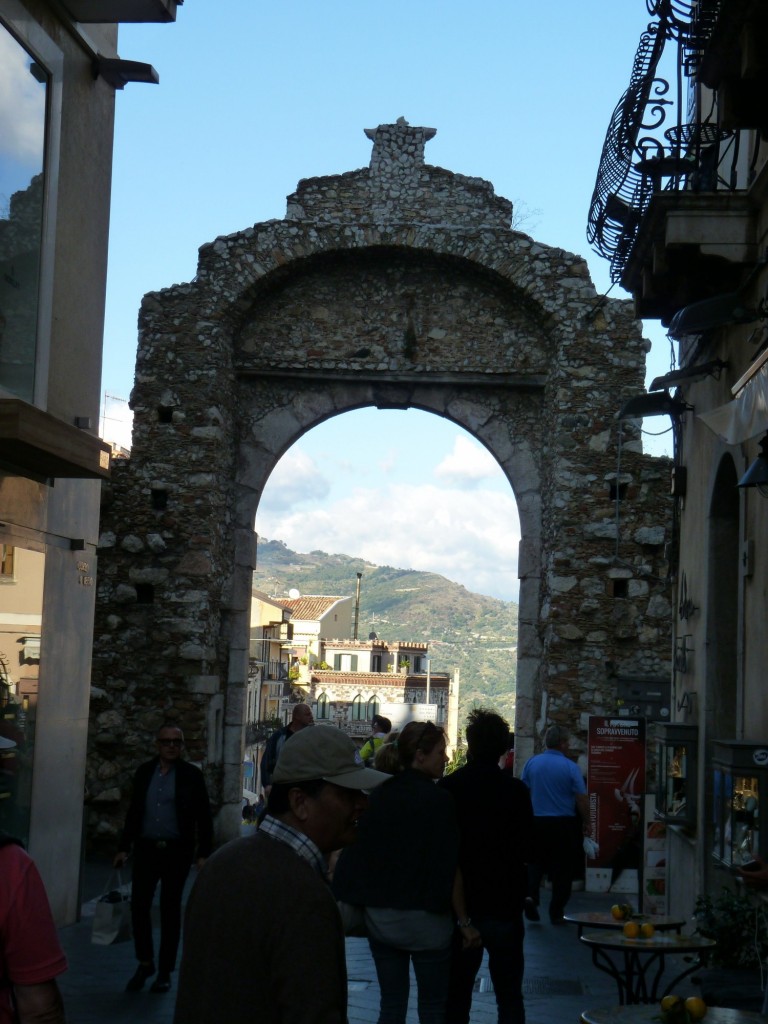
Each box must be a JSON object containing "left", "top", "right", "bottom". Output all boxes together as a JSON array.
[{"left": 159, "top": 739, "right": 184, "bottom": 747}]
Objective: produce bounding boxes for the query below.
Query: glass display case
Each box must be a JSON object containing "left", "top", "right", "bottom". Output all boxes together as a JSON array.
[
  {"left": 655, "top": 723, "right": 698, "bottom": 827},
  {"left": 712, "top": 741, "right": 768, "bottom": 868}
]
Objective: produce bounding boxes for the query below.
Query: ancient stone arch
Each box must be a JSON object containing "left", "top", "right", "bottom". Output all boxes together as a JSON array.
[{"left": 89, "top": 121, "right": 671, "bottom": 843}]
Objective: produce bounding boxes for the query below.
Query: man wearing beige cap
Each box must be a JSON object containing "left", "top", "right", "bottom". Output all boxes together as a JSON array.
[{"left": 174, "top": 726, "right": 389, "bottom": 1024}]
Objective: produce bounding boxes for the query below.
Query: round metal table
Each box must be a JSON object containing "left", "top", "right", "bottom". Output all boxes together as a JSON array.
[{"left": 580, "top": 930, "right": 717, "bottom": 1005}]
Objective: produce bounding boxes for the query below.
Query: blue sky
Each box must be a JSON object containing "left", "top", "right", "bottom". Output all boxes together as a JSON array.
[{"left": 99, "top": 1, "right": 677, "bottom": 601}]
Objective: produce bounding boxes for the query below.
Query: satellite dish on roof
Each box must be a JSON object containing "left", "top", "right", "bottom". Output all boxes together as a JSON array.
[{"left": 288, "top": 588, "right": 300, "bottom": 599}]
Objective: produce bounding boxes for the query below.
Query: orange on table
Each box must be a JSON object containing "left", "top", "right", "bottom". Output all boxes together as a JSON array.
[
  {"left": 661, "top": 996, "right": 681, "bottom": 1012},
  {"left": 622, "top": 920, "right": 640, "bottom": 938},
  {"left": 640, "top": 922, "right": 655, "bottom": 938},
  {"left": 685, "top": 996, "right": 707, "bottom": 1020}
]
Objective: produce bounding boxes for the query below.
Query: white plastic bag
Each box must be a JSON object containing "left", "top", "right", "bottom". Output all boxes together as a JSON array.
[
  {"left": 91, "top": 870, "right": 132, "bottom": 945},
  {"left": 583, "top": 836, "right": 600, "bottom": 859}
]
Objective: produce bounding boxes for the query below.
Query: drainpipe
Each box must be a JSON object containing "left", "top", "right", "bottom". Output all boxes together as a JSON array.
[
  {"left": 426, "top": 658, "right": 431, "bottom": 706},
  {"left": 353, "top": 572, "right": 362, "bottom": 641}
]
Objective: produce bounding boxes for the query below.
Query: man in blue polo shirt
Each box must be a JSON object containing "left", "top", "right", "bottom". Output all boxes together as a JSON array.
[{"left": 521, "top": 725, "right": 589, "bottom": 925}]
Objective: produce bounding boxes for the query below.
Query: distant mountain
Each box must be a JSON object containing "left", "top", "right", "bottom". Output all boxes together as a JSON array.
[{"left": 254, "top": 539, "right": 519, "bottom": 729}]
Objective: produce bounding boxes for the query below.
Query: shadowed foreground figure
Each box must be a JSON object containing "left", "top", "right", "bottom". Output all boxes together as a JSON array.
[
  {"left": 439, "top": 709, "right": 534, "bottom": 1024},
  {"left": 0, "top": 835, "right": 67, "bottom": 1024},
  {"left": 174, "top": 727, "right": 388, "bottom": 1024}
]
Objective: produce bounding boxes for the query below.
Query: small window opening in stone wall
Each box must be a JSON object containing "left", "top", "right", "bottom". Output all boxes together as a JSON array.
[
  {"left": 609, "top": 579, "right": 629, "bottom": 599},
  {"left": 136, "top": 584, "right": 155, "bottom": 604},
  {"left": 157, "top": 406, "right": 174, "bottom": 423},
  {"left": 151, "top": 488, "right": 168, "bottom": 510},
  {"left": 609, "top": 482, "right": 629, "bottom": 501}
]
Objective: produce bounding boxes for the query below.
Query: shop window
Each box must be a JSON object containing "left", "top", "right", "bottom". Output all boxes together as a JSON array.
[
  {"left": 0, "top": 20, "right": 49, "bottom": 401},
  {"left": 712, "top": 741, "right": 768, "bottom": 867},
  {"left": 0, "top": 543, "right": 43, "bottom": 846},
  {"left": 654, "top": 723, "right": 697, "bottom": 828}
]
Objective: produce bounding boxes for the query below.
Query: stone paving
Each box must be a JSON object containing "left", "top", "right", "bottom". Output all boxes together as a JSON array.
[{"left": 56, "top": 862, "right": 703, "bottom": 1024}]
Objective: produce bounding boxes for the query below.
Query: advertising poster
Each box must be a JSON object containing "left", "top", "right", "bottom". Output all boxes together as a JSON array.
[{"left": 586, "top": 716, "right": 646, "bottom": 894}]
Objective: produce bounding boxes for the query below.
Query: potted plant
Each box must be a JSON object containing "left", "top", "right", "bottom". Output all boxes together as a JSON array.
[{"left": 692, "top": 887, "right": 768, "bottom": 1009}]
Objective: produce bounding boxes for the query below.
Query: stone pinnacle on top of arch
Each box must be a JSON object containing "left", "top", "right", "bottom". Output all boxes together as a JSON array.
[{"left": 364, "top": 118, "right": 437, "bottom": 175}]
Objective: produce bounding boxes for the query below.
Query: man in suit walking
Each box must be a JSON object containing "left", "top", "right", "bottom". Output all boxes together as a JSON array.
[{"left": 114, "top": 722, "right": 213, "bottom": 995}]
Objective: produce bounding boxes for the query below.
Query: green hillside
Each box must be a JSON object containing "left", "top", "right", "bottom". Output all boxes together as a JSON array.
[{"left": 254, "top": 539, "right": 519, "bottom": 728}]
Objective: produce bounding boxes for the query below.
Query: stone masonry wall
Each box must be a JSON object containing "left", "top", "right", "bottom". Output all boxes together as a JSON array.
[{"left": 88, "top": 121, "right": 672, "bottom": 847}]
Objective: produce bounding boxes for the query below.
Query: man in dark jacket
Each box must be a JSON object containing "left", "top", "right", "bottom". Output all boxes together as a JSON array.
[
  {"left": 114, "top": 722, "right": 213, "bottom": 995},
  {"left": 439, "top": 709, "right": 534, "bottom": 1024},
  {"left": 260, "top": 702, "right": 314, "bottom": 791},
  {"left": 174, "top": 725, "right": 389, "bottom": 1024}
]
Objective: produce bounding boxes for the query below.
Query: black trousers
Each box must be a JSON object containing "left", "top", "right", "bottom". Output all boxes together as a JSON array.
[
  {"left": 131, "top": 839, "right": 192, "bottom": 974},
  {"left": 527, "top": 816, "right": 582, "bottom": 921},
  {"left": 447, "top": 914, "right": 525, "bottom": 1024}
]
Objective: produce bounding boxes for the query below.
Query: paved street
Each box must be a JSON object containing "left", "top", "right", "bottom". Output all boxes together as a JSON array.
[{"left": 57, "top": 861, "right": 699, "bottom": 1024}]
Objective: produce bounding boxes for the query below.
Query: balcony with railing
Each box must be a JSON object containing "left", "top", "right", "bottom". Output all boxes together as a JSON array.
[{"left": 587, "top": 0, "right": 766, "bottom": 324}]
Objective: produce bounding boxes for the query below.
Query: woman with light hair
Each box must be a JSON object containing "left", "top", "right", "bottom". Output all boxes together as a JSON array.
[{"left": 334, "top": 721, "right": 477, "bottom": 1024}]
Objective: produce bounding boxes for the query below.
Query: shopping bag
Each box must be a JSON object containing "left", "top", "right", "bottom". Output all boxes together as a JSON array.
[{"left": 91, "top": 870, "right": 132, "bottom": 945}]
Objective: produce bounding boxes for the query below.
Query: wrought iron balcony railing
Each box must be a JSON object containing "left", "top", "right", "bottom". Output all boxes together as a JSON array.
[
  {"left": 587, "top": 0, "right": 741, "bottom": 286},
  {"left": 682, "top": 0, "right": 722, "bottom": 75}
]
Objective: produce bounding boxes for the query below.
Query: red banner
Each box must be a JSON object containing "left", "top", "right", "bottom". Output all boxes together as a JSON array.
[{"left": 586, "top": 717, "right": 646, "bottom": 893}]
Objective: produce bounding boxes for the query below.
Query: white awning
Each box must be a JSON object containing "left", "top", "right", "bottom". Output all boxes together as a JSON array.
[{"left": 698, "top": 361, "right": 768, "bottom": 445}]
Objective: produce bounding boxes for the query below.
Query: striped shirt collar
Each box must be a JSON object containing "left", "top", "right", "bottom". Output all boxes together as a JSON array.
[{"left": 260, "top": 814, "right": 326, "bottom": 876}]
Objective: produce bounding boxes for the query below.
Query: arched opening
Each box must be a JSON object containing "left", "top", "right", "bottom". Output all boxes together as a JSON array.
[
  {"left": 252, "top": 407, "right": 522, "bottom": 746},
  {"left": 706, "top": 454, "right": 739, "bottom": 740}
]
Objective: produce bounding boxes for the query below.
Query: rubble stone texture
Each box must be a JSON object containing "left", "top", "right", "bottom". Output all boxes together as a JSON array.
[{"left": 89, "top": 121, "right": 672, "bottom": 845}]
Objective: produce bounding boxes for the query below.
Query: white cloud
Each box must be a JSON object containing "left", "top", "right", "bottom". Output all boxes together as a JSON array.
[
  {"left": 256, "top": 480, "right": 521, "bottom": 601},
  {"left": 259, "top": 449, "right": 331, "bottom": 511},
  {"left": 434, "top": 435, "right": 501, "bottom": 488},
  {"left": 100, "top": 398, "right": 133, "bottom": 451},
  {"left": 0, "top": 30, "right": 45, "bottom": 168}
]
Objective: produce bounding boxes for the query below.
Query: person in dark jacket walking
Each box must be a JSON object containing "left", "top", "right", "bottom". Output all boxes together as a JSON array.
[
  {"left": 439, "top": 709, "right": 533, "bottom": 1024},
  {"left": 260, "top": 703, "right": 314, "bottom": 791},
  {"left": 114, "top": 722, "right": 213, "bottom": 995},
  {"left": 333, "top": 721, "right": 478, "bottom": 1024}
]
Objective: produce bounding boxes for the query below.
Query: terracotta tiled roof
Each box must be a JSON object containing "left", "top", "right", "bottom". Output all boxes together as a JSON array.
[{"left": 280, "top": 596, "right": 348, "bottom": 621}]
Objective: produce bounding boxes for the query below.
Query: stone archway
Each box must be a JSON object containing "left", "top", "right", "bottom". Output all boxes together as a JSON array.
[{"left": 89, "top": 121, "right": 672, "bottom": 843}]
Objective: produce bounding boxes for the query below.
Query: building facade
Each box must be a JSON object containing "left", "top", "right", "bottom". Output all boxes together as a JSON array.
[
  {"left": 248, "top": 590, "right": 292, "bottom": 724},
  {"left": 0, "top": 0, "right": 181, "bottom": 922},
  {"left": 588, "top": 0, "right": 768, "bottom": 915}
]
